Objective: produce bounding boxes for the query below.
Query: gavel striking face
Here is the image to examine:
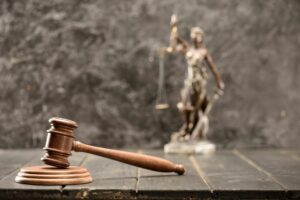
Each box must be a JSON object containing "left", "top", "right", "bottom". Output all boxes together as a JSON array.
[{"left": 41, "top": 117, "right": 185, "bottom": 175}]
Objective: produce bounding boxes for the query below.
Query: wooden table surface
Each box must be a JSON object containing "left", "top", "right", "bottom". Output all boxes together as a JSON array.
[{"left": 0, "top": 149, "right": 299, "bottom": 200}]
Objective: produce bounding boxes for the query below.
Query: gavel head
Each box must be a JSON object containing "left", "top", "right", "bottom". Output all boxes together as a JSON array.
[{"left": 41, "top": 117, "right": 78, "bottom": 168}]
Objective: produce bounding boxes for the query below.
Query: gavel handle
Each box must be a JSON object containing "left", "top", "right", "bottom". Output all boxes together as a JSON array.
[{"left": 73, "top": 141, "right": 185, "bottom": 175}]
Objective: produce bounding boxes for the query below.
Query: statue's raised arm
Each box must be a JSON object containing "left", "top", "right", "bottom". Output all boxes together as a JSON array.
[{"left": 161, "top": 14, "right": 189, "bottom": 54}]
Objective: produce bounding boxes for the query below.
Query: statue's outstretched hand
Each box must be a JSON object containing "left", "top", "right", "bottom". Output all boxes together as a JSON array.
[
  {"left": 218, "top": 81, "right": 225, "bottom": 91},
  {"left": 170, "top": 14, "right": 178, "bottom": 27},
  {"left": 214, "top": 82, "right": 225, "bottom": 99},
  {"left": 158, "top": 47, "right": 173, "bottom": 54}
]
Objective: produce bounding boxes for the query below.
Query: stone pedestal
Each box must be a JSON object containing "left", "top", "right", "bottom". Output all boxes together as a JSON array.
[{"left": 164, "top": 140, "right": 216, "bottom": 154}]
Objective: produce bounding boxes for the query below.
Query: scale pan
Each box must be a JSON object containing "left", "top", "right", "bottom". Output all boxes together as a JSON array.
[{"left": 155, "top": 104, "right": 170, "bottom": 110}]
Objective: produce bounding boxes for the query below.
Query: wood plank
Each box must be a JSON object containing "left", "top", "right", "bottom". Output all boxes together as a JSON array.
[
  {"left": 68, "top": 151, "right": 87, "bottom": 166},
  {"left": 0, "top": 149, "right": 37, "bottom": 180},
  {"left": 0, "top": 149, "right": 63, "bottom": 200},
  {"left": 63, "top": 151, "right": 139, "bottom": 200},
  {"left": 0, "top": 149, "right": 298, "bottom": 199},
  {"left": 136, "top": 150, "right": 211, "bottom": 199},
  {"left": 194, "top": 150, "right": 284, "bottom": 199},
  {"left": 239, "top": 149, "right": 300, "bottom": 191},
  {"left": 281, "top": 150, "right": 300, "bottom": 162}
]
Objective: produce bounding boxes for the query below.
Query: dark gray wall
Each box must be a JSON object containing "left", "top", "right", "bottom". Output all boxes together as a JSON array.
[{"left": 0, "top": 0, "right": 299, "bottom": 149}]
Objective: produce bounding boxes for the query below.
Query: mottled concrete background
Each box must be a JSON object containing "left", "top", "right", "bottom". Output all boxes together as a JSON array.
[{"left": 0, "top": 0, "right": 299, "bottom": 149}]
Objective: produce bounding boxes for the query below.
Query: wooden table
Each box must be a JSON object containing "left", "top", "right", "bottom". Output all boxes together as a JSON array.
[{"left": 0, "top": 149, "right": 299, "bottom": 200}]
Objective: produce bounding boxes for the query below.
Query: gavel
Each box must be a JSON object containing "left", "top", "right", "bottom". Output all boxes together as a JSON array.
[{"left": 41, "top": 117, "right": 185, "bottom": 175}]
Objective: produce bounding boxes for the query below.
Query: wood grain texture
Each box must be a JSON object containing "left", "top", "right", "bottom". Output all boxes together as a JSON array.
[
  {"left": 136, "top": 150, "right": 211, "bottom": 199},
  {"left": 0, "top": 150, "right": 62, "bottom": 200},
  {"left": 237, "top": 149, "right": 300, "bottom": 200},
  {"left": 0, "top": 150, "right": 39, "bottom": 180},
  {"left": 194, "top": 150, "right": 285, "bottom": 199},
  {"left": 0, "top": 149, "right": 300, "bottom": 199},
  {"left": 68, "top": 152, "right": 88, "bottom": 166},
  {"left": 63, "top": 151, "right": 139, "bottom": 199},
  {"left": 238, "top": 149, "right": 300, "bottom": 191}
]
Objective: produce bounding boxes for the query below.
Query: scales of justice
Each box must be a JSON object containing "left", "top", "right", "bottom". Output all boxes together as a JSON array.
[{"left": 155, "top": 15, "right": 225, "bottom": 154}]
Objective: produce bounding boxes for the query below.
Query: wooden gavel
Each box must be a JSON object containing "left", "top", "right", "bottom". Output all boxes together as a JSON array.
[{"left": 41, "top": 117, "right": 185, "bottom": 175}]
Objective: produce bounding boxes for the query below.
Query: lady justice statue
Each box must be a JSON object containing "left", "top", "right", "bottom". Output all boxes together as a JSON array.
[{"left": 157, "top": 15, "right": 225, "bottom": 154}]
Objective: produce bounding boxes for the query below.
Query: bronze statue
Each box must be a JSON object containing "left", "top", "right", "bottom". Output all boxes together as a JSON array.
[{"left": 158, "top": 15, "right": 224, "bottom": 145}]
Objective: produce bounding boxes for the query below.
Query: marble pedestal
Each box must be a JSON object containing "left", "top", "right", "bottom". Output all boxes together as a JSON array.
[{"left": 164, "top": 140, "right": 216, "bottom": 154}]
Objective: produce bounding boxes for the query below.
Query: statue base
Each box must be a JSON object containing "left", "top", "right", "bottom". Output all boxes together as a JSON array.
[{"left": 164, "top": 140, "right": 216, "bottom": 154}]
